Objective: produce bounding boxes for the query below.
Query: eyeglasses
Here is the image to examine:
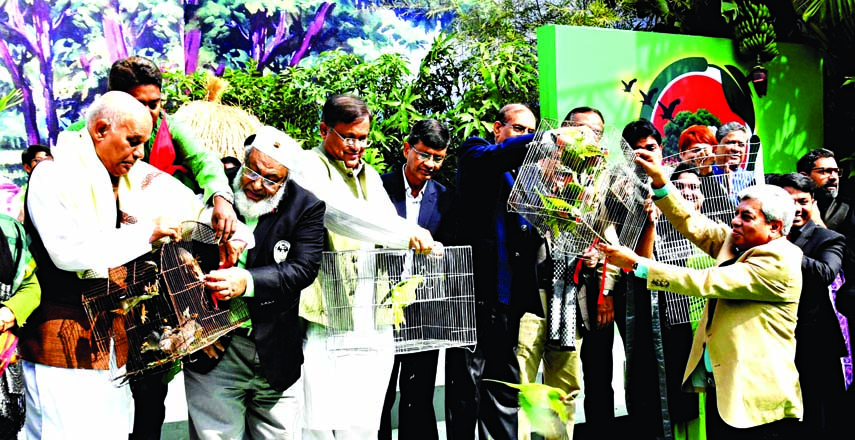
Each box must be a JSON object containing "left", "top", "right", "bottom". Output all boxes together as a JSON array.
[
  {"left": 411, "top": 145, "right": 446, "bottom": 165},
  {"left": 811, "top": 167, "right": 840, "bottom": 175},
  {"left": 241, "top": 166, "right": 284, "bottom": 191},
  {"left": 503, "top": 123, "right": 535, "bottom": 135},
  {"left": 560, "top": 121, "right": 603, "bottom": 138},
  {"left": 674, "top": 181, "right": 701, "bottom": 191},
  {"left": 329, "top": 126, "right": 372, "bottom": 148}
]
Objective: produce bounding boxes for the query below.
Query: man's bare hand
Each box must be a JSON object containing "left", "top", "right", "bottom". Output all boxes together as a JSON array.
[
  {"left": 0, "top": 307, "right": 16, "bottom": 332},
  {"left": 634, "top": 149, "right": 668, "bottom": 189},
  {"left": 219, "top": 240, "right": 247, "bottom": 268},
  {"left": 212, "top": 195, "right": 237, "bottom": 242},
  {"left": 408, "top": 228, "right": 435, "bottom": 254},
  {"left": 150, "top": 218, "right": 181, "bottom": 243},
  {"left": 597, "top": 296, "right": 614, "bottom": 329},
  {"left": 597, "top": 242, "right": 639, "bottom": 271},
  {"left": 201, "top": 338, "right": 226, "bottom": 359},
  {"left": 580, "top": 247, "right": 602, "bottom": 268},
  {"left": 205, "top": 267, "right": 249, "bottom": 301}
]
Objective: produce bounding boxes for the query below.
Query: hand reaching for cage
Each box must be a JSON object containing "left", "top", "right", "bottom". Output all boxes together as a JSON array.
[
  {"left": 205, "top": 267, "right": 249, "bottom": 301},
  {"left": 219, "top": 239, "right": 248, "bottom": 268},
  {"left": 211, "top": 195, "right": 238, "bottom": 243},
  {"left": 634, "top": 149, "right": 669, "bottom": 189},
  {"left": 150, "top": 218, "right": 181, "bottom": 244},
  {"left": 408, "top": 227, "right": 435, "bottom": 254},
  {"left": 596, "top": 242, "right": 639, "bottom": 271},
  {"left": 201, "top": 338, "right": 226, "bottom": 359}
]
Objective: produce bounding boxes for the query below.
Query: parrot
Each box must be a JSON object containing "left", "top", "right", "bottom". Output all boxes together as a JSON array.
[
  {"left": 485, "top": 379, "right": 569, "bottom": 439},
  {"left": 389, "top": 275, "right": 424, "bottom": 329}
]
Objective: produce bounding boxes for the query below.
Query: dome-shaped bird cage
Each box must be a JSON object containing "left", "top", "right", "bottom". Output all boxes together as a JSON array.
[{"left": 173, "top": 75, "right": 261, "bottom": 160}]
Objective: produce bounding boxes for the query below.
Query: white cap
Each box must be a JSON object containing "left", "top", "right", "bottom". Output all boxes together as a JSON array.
[{"left": 245, "top": 126, "right": 305, "bottom": 171}]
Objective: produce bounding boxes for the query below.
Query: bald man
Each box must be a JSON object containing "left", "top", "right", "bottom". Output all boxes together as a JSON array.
[{"left": 20, "top": 91, "right": 205, "bottom": 439}]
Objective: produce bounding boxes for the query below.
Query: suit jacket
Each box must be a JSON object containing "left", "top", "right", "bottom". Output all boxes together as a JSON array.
[
  {"left": 789, "top": 220, "right": 847, "bottom": 355},
  {"left": 380, "top": 170, "right": 453, "bottom": 242},
  {"left": 646, "top": 189, "right": 803, "bottom": 429},
  {"left": 455, "top": 134, "right": 543, "bottom": 313},
  {"left": 186, "top": 179, "right": 326, "bottom": 392}
]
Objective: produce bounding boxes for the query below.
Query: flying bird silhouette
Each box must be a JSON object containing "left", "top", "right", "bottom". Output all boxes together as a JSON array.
[
  {"left": 657, "top": 99, "right": 681, "bottom": 121},
  {"left": 639, "top": 87, "right": 659, "bottom": 107},
  {"left": 621, "top": 78, "right": 637, "bottom": 93}
]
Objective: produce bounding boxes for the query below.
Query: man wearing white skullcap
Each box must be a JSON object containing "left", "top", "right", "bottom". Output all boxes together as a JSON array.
[{"left": 183, "top": 126, "right": 326, "bottom": 440}]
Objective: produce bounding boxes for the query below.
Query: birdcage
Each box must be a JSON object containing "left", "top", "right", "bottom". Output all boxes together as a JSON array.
[
  {"left": 508, "top": 119, "right": 650, "bottom": 350},
  {"left": 320, "top": 246, "right": 476, "bottom": 354},
  {"left": 658, "top": 143, "right": 764, "bottom": 325},
  {"left": 508, "top": 119, "right": 650, "bottom": 253},
  {"left": 81, "top": 221, "right": 249, "bottom": 382}
]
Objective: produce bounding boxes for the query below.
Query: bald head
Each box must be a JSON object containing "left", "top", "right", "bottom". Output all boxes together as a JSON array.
[
  {"left": 493, "top": 103, "right": 536, "bottom": 144},
  {"left": 86, "top": 91, "right": 153, "bottom": 177}
]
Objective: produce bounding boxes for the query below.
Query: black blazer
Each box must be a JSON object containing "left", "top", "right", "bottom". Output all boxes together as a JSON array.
[
  {"left": 380, "top": 170, "right": 453, "bottom": 243},
  {"left": 185, "top": 179, "right": 326, "bottom": 392}
]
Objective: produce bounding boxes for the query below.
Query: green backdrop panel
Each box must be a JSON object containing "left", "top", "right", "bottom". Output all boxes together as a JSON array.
[{"left": 537, "top": 25, "right": 822, "bottom": 174}]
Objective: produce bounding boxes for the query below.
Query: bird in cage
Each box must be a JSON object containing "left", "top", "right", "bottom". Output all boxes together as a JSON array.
[
  {"left": 111, "top": 279, "right": 161, "bottom": 315},
  {"left": 176, "top": 248, "right": 204, "bottom": 281},
  {"left": 386, "top": 275, "right": 423, "bottom": 330},
  {"left": 140, "top": 308, "right": 203, "bottom": 355}
]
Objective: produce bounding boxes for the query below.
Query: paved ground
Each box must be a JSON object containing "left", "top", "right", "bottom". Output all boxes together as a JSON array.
[{"left": 162, "top": 328, "right": 628, "bottom": 439}]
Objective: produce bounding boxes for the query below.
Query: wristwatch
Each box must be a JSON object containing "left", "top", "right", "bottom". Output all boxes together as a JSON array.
[{"left": 632, "top": 261, "right": 639, "bottom": 272}]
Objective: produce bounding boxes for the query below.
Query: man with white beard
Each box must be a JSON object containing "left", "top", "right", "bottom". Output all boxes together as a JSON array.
[{"left": 183, "top": 128, "right": 326, "bottom": 440}]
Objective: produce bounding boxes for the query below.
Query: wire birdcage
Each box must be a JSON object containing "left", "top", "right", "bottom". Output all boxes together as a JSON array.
[
  {"left": 81, "top": 221, "right": 249, "bottom": 382},
  {"left": 508, "top": 119, "right": 650, "bottom": 350},
  {"left": 658, "top": 143, "right": 763, "bottom": 325},
  {"left": 320, "top": 246, "right": 476, "bottom": 354}
]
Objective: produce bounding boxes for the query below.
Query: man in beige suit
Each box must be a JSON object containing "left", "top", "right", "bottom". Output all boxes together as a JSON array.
[{"left": 600, "top": 150, "right": 803, "bottom": 440}]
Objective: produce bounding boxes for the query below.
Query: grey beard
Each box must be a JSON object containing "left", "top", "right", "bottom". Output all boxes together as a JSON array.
[
  {"left": 232, "top": 178, "right": 287, "bottom": 219},
  {"left": 829, "top": 187, "right": 839, "bottom": 198}
]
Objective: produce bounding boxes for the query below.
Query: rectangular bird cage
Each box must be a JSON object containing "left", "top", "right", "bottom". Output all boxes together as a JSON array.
[
  {"left": 320, "top": 246, "right": 476, "bottom": 354},
  {"left": 658, "top": 143, "right": 764, "bottom": 325},
  {"left": 81, "top": 222, "right": 249, "bottom": 382}
]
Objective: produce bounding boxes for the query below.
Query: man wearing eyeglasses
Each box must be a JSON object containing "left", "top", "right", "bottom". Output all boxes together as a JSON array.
[
  {"left": 184, "top": 126, "right": 325, "bottom": 440},
  {"left": 446, "top": 103, "right": 538, "bottom": 440},
  {"left": 711, "top": 122, "right": 755, "bottom": 202},
  {"left": 379, "top": 119, "right": 453, "bottom": 440},
  {"left": 798, "top": 148, "right": 846, "bottom": 230},
  {"left": 299, "top": 94, "right": 436, "bottom": 439}
]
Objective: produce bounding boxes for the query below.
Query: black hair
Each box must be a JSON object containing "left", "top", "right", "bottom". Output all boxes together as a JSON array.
[
  {"left": 108, "top": 56, "right": 162, "bottom": 92},
  {"left": 221, "top": 156, "right": 242, "bottom": 169},
  {"left": 796, "top": 148, "right": 836, "bottom": 175},
  {"left": 407, "top": 119, "right": 449, "bottom": 151},
  {"left": 563, "top": 106, "right": 605, "bottom": 126},
  {"left": 22, "top": 144, "right": 51, "bottom": 165},
  {"left": 670, "top": 162, "right": 701, "bottom": 182},
  {"left": 770, "top": 172, "right": 817, "bottom": 197},
  {"left": 622, "top": 119, "right": 661, "bottom": 146},
  {"left": 322, "top": 94, "right": 371, "bottom": 127}
]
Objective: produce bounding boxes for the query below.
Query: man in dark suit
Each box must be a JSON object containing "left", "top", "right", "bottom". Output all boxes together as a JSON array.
[
  {"left": 184, "top": 126, "right": 326, "bottom": 439},
  {"left": 768, "top": 173, "right": 848, "bottom": 437},
  {"left": 379, "top": 119, "right": 453, "bottom": 440},
  {"left": 445, "top": 103, "right": 539, "bottom": 440}
]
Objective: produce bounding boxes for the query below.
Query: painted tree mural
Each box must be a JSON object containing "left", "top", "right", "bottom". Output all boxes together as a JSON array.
[{"left": 0, "top": 0, "right": 69, "bottom": 144}]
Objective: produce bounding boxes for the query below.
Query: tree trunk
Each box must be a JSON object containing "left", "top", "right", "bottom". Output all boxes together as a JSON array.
[{"left": 0, "top": 40, "right": 40, "bottom": 145}]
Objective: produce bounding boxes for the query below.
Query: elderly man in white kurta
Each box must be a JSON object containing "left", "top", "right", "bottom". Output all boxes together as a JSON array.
[{"left": 19, "top": 91, "right": 219, "bottom": 439}]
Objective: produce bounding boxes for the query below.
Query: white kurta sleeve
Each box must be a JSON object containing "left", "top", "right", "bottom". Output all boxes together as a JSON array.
[{"left": 27, "top": 160, "right": 154, "bottom": 273}]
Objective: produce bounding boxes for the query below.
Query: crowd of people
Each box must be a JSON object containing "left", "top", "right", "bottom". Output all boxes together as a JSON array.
[{"left": 0, "top": 54, "right": 853, "bottom": 440}]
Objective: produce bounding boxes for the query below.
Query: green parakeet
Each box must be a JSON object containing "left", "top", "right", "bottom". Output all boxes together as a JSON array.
[
  {"left": 485, "top": 379, "right": 569, "bottom": 439},
  {"left": 389, "top": 275, "right": 424, "bottom": 329}
]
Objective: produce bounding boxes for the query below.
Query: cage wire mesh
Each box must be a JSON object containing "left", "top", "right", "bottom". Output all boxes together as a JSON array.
[
  {"left": 82, "top": 221, "right": 249, "bottom": 382},
  {"left": 658, "top": 142, "right": 764, "bottom": 325},
  {"left": 508, "top": 119, "right": 650, "bottom": 350},
  {"left": 320, "top": 246, "right": 476, "bottom": 354}
]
